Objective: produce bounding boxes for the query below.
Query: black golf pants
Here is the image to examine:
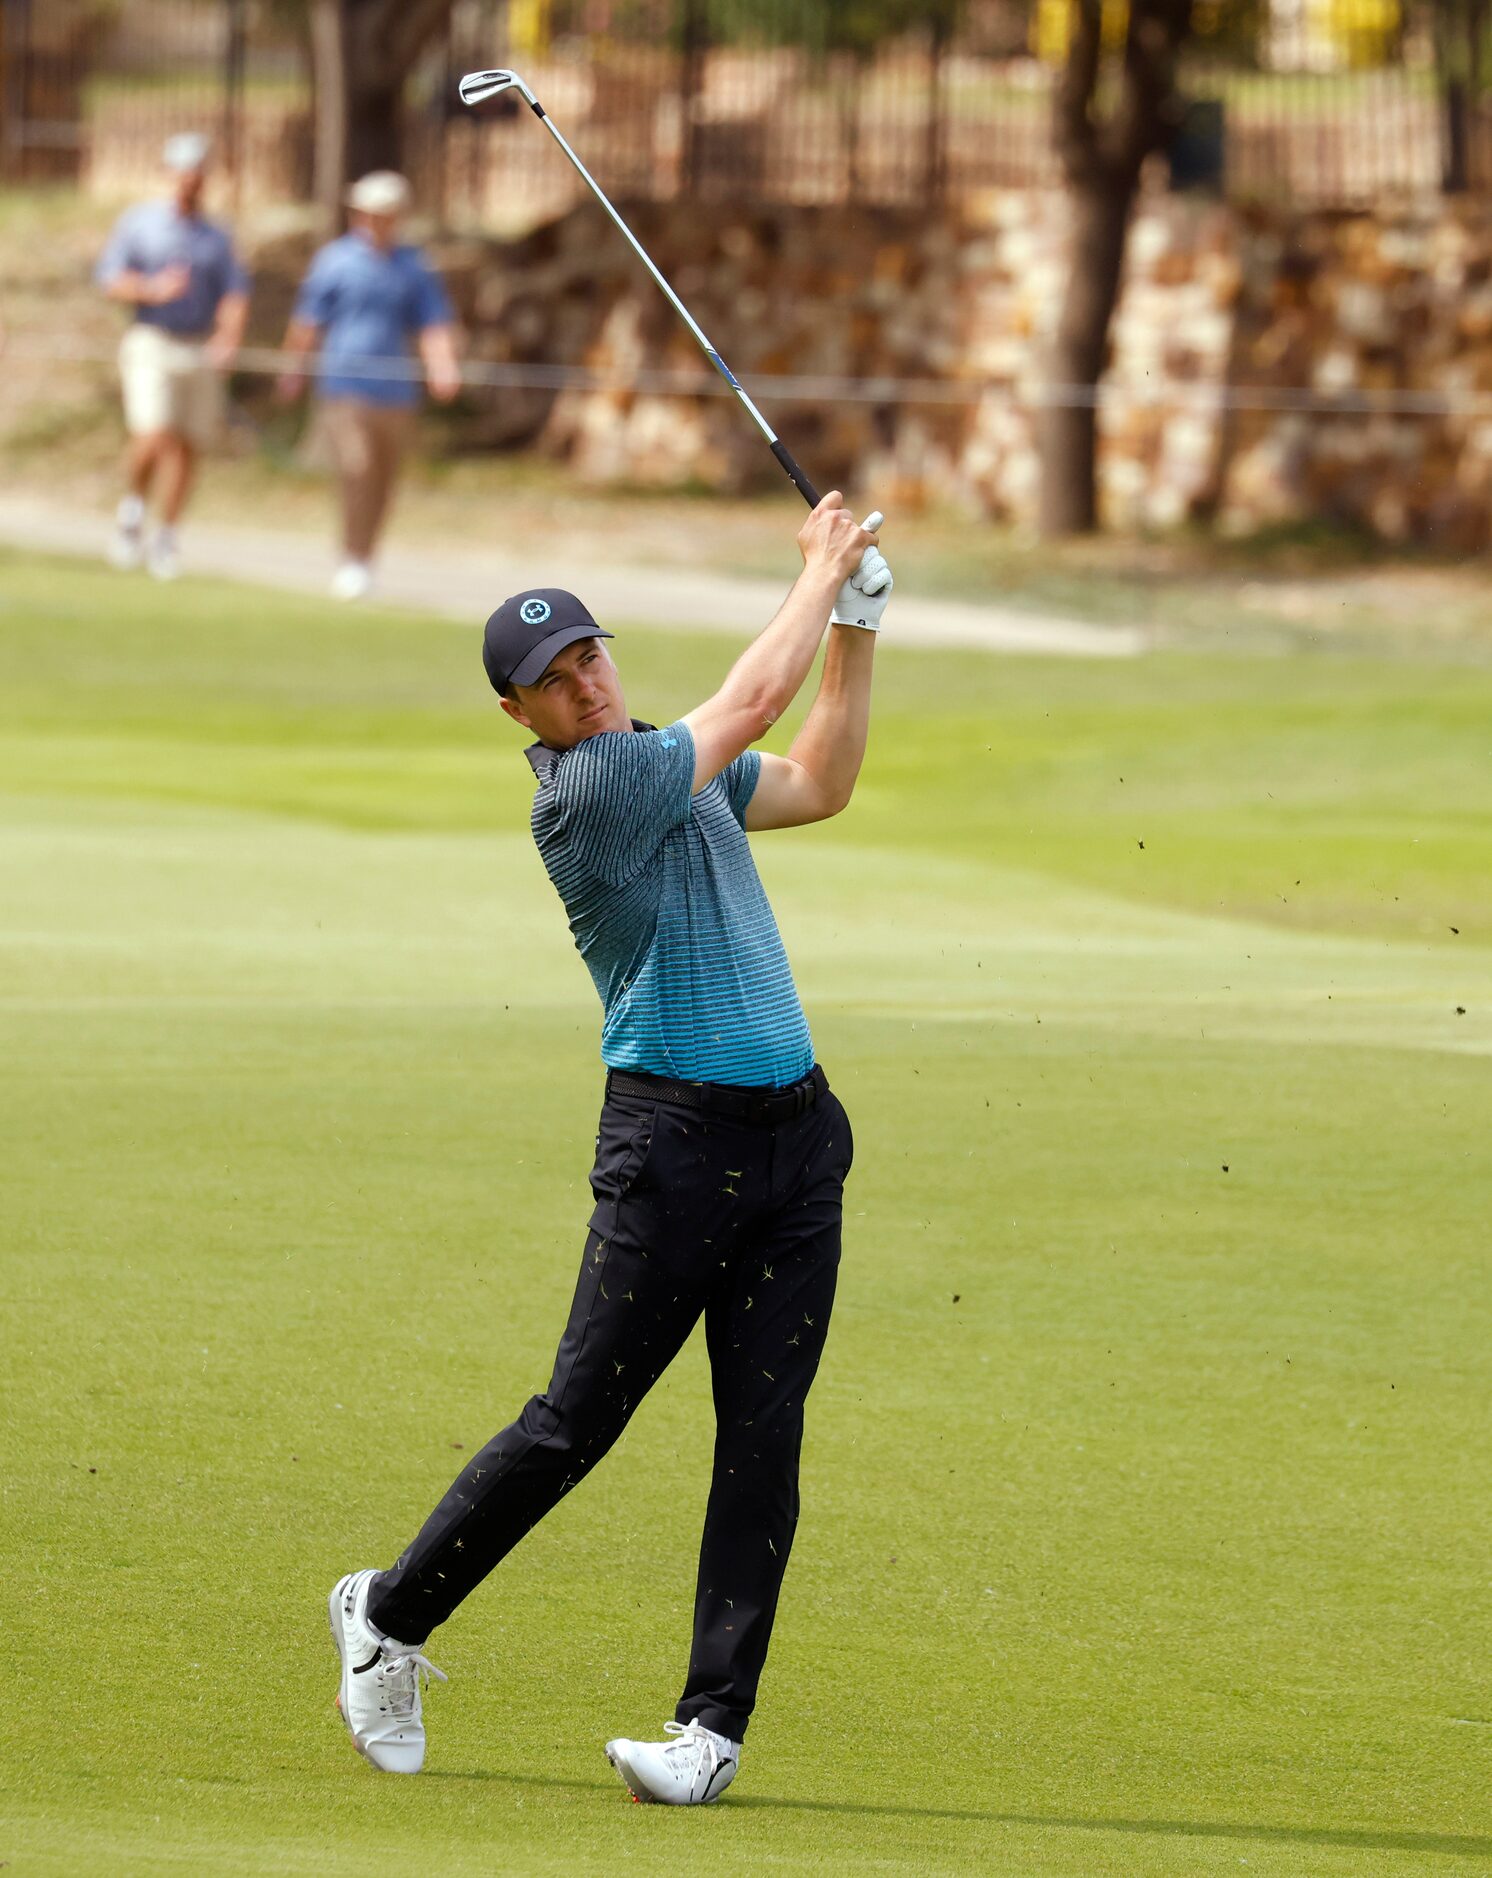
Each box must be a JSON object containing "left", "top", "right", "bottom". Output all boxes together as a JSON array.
[{"left": 368, "top": 1070, "right": 852, "bottom": 1742}]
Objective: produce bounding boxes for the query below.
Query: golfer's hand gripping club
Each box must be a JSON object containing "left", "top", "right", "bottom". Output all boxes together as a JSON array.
[
  {"left": 460, "top": 65, "right": 836, "bottom": 512},
  {"left": 830, "top": 509, "right": 892, "bottom": 631}
]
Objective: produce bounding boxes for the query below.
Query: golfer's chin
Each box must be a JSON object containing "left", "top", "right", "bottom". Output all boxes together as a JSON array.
[{"left": 573, "top": 706, "right": 622, "bottom": 740}]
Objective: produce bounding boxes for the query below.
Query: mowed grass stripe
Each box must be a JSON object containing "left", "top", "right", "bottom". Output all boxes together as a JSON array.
[
  {"left": 4, "top": 548, "right": 1492, "bottom": 936},
  {"left": 4, "top": 799, "right": 1488, "bottom": 1057}
]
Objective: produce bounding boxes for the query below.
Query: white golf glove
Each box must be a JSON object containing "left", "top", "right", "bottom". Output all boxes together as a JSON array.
[{"left": 831, "top": 545, "right": 894, "bottom": 631}]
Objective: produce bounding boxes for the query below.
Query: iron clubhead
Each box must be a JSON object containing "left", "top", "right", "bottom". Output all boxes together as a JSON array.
[{"left": 459, "top": 69, "right": 529, "bottom": 107}]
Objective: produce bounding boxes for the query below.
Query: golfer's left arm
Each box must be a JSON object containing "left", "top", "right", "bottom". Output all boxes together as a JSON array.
[{"left": 745, "top": 626, "right": 875, "bottom": 829}]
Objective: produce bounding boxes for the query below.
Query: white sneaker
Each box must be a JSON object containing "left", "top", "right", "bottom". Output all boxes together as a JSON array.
[
  {"left": 147, "top": 529, "right": 179, "bottom": 581},
  {"left": 330, "top": 561, "right": 372, "bottom": 602},
  {"left": 109, "top": 498, "right": 144, "bottom": 570},
  {"left": 328, "top": 1568, "right": 447, "bottom": 1774},
  {"left": 605, "top": 1719, "right": 741, "bottom": 1805}
]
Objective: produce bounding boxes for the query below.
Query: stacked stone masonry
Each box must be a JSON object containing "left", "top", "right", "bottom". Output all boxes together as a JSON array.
[{"left": 260, "top": 193, "right": 1492, "bottom": 544}]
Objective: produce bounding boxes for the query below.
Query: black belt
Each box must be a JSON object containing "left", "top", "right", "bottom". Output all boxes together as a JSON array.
[{"left": 605, "top": 1063, "right": 826, "bottom": 1126}]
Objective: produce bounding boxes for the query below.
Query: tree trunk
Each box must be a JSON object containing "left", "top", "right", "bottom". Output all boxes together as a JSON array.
[
  {"left": 346, "top": 79, "right": 403, "bottom": 178},
  {"left": 310, "top": 0, "right": 454, "bottom": 231},
  {"left": 311, "top": 0, "right": 350, "bottom": 231},
  {"left": 1038, "top": 0, "right": 1193, "bottom": 537},
  {"left": 1039, "top": 172, "right": 1135, "bottom": 536}
]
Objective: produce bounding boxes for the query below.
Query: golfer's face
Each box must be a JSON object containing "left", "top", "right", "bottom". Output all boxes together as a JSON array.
[{"left": 506, "top": 639, "right": 627, "bottom": 748}]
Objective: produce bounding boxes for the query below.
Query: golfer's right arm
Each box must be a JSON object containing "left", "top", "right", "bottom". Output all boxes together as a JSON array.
[{"left": 683, "top": 493, "right": 876, "bottom": 792}]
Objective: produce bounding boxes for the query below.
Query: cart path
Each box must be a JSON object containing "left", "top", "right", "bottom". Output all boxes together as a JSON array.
[{"left": 0, "top": 492, "right": 1148, "bottom": 659}]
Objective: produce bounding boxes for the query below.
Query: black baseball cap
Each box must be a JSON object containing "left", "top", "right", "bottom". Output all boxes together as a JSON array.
[{"left": 482, "top": 588, "right": 613, "bottom": 695}]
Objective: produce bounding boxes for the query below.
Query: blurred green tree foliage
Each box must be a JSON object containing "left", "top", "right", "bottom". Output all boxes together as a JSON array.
[{"left": 700, "top": 0, "right": 963, "bottom": 52}]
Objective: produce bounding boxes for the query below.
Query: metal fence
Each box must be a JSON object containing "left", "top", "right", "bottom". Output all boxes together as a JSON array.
[
  {"left": 426, "top": 0, "right": 1480, "bottom": 213},
  {"left": 2, "top": 0, "right": 1490, "bottom": 213},
  {"left": 0, "top": 0, "right": 310, "bottom": 203}
]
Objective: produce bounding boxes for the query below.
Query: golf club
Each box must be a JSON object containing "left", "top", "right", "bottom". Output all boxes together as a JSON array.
[{"left": 459, "top": 67, "right": 849, "bottom": 516}]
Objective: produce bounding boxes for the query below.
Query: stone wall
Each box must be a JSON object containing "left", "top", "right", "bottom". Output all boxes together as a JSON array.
[
  {"left": 1220, "top": 209, "right": 1492, "bottom": 548},
  {"left": 254, "top": 192, "right": 1492, "bottom": 545}
]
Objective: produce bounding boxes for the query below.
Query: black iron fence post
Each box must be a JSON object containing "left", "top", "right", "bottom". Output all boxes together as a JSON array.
[
  {"left": 924, "top": 11, "right": 948, "bottom": 204},
  {"left": 678, "top": 0, "right": 705, "bottom": 196},
  {"left": 1457, "top": 0, "right": 1491, "bottom": 189},
  {"left": 1, "top": 0, "right": 31, "bottom": 182},
  {"left": 222, "top": 0, "right": 247, "bottom": 210}
]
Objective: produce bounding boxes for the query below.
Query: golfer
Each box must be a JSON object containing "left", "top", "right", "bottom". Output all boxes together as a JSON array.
[
  {"left": 277, "top": 171, "right": 460, "bottom": 601},
  {"left": 96, "top": 133, "right": 249, "bottom": 580},
  {"left": 329, "top": 493, "right": 892, "bottom": 1805}
]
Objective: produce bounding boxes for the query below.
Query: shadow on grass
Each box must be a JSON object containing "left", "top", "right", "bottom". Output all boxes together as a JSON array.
[
  {"left": 754, "top": 1805, "right": 1492, "bottom": 1863},
  {"left": 424, "top": 1770, "right": 1487, "bottom": 1859}
]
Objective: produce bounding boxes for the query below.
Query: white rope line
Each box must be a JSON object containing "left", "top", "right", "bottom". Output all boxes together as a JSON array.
[{"left": 5, "top": 332, "right": 1483, "bottom": 417}]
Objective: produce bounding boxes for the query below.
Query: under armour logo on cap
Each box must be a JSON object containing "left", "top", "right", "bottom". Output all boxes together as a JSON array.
[{"left": 483, "top": 587, "right": 613, "bottom": 695}]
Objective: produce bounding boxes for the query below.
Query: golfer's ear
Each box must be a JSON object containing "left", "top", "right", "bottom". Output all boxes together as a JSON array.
[{"left": 500, "top": 695, "right": 531, "bottom": 729}]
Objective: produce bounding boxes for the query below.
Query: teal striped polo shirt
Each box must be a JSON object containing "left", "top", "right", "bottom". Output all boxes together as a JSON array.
[{"left": 525, "top": 719, "right": 813, "bottom": 1089}]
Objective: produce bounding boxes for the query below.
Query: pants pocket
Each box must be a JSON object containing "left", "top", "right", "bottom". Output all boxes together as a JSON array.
[
  {"left": 588, "top": 1100, "right": 658, "bottom": 1211},
  {"left": 830, "top": 1092, "right": 854, "bottom": 1176}
]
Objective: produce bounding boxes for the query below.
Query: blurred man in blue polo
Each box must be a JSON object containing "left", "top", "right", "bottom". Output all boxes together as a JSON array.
[
  {"left": 277, "top": 171, "right": 461, "bottom": 601},
  {"left": 96, "top": 133, "right": 250, "bottom": 580}
]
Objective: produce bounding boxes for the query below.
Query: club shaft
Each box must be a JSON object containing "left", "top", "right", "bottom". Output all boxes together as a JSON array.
[{"left": 524, "top": 101, "right": 821, "bottom": 509}]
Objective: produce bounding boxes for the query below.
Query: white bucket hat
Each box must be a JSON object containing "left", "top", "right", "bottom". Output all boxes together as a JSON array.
[{"left": 346, "top": 171, "right": 411, "bottom": 215}]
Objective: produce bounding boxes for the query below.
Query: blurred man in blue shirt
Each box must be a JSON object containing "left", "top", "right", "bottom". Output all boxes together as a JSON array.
[
  {"left": 278, "top": 172, "right": 461, "bottom": 600},
  {"left": 96, "top": 133, "right": 250, "bottom": 580}
]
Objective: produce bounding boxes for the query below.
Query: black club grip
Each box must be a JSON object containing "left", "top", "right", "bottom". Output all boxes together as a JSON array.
[{"left": 770, "top": 440, "right": 821, "bottom": 509}]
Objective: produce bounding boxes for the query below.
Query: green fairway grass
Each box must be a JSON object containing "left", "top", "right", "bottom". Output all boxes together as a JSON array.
[{"left": 3, "top": 551, "right": 1490, "bottom": 1875}]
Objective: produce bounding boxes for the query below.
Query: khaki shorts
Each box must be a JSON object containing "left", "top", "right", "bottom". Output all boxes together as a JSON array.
[{"left": 119, "top": 323, "right": 223, "bottom": 447}]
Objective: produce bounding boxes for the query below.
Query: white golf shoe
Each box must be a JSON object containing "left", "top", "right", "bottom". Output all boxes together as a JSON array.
[
  {"left": 147, "top": 529, "right": 180, "bottom": 581},
  {"left": 330, "top": 560, "right": 372, "bottom": 602},
  {"left": 109, "top": 497, "right": 145, "bottom": 570},
  {"left": 328, "top": 1568, "right": 446, "bottom": 1774},
  {"left": 604, "top": 1719, "right": 741, "bottom": 1805}
]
